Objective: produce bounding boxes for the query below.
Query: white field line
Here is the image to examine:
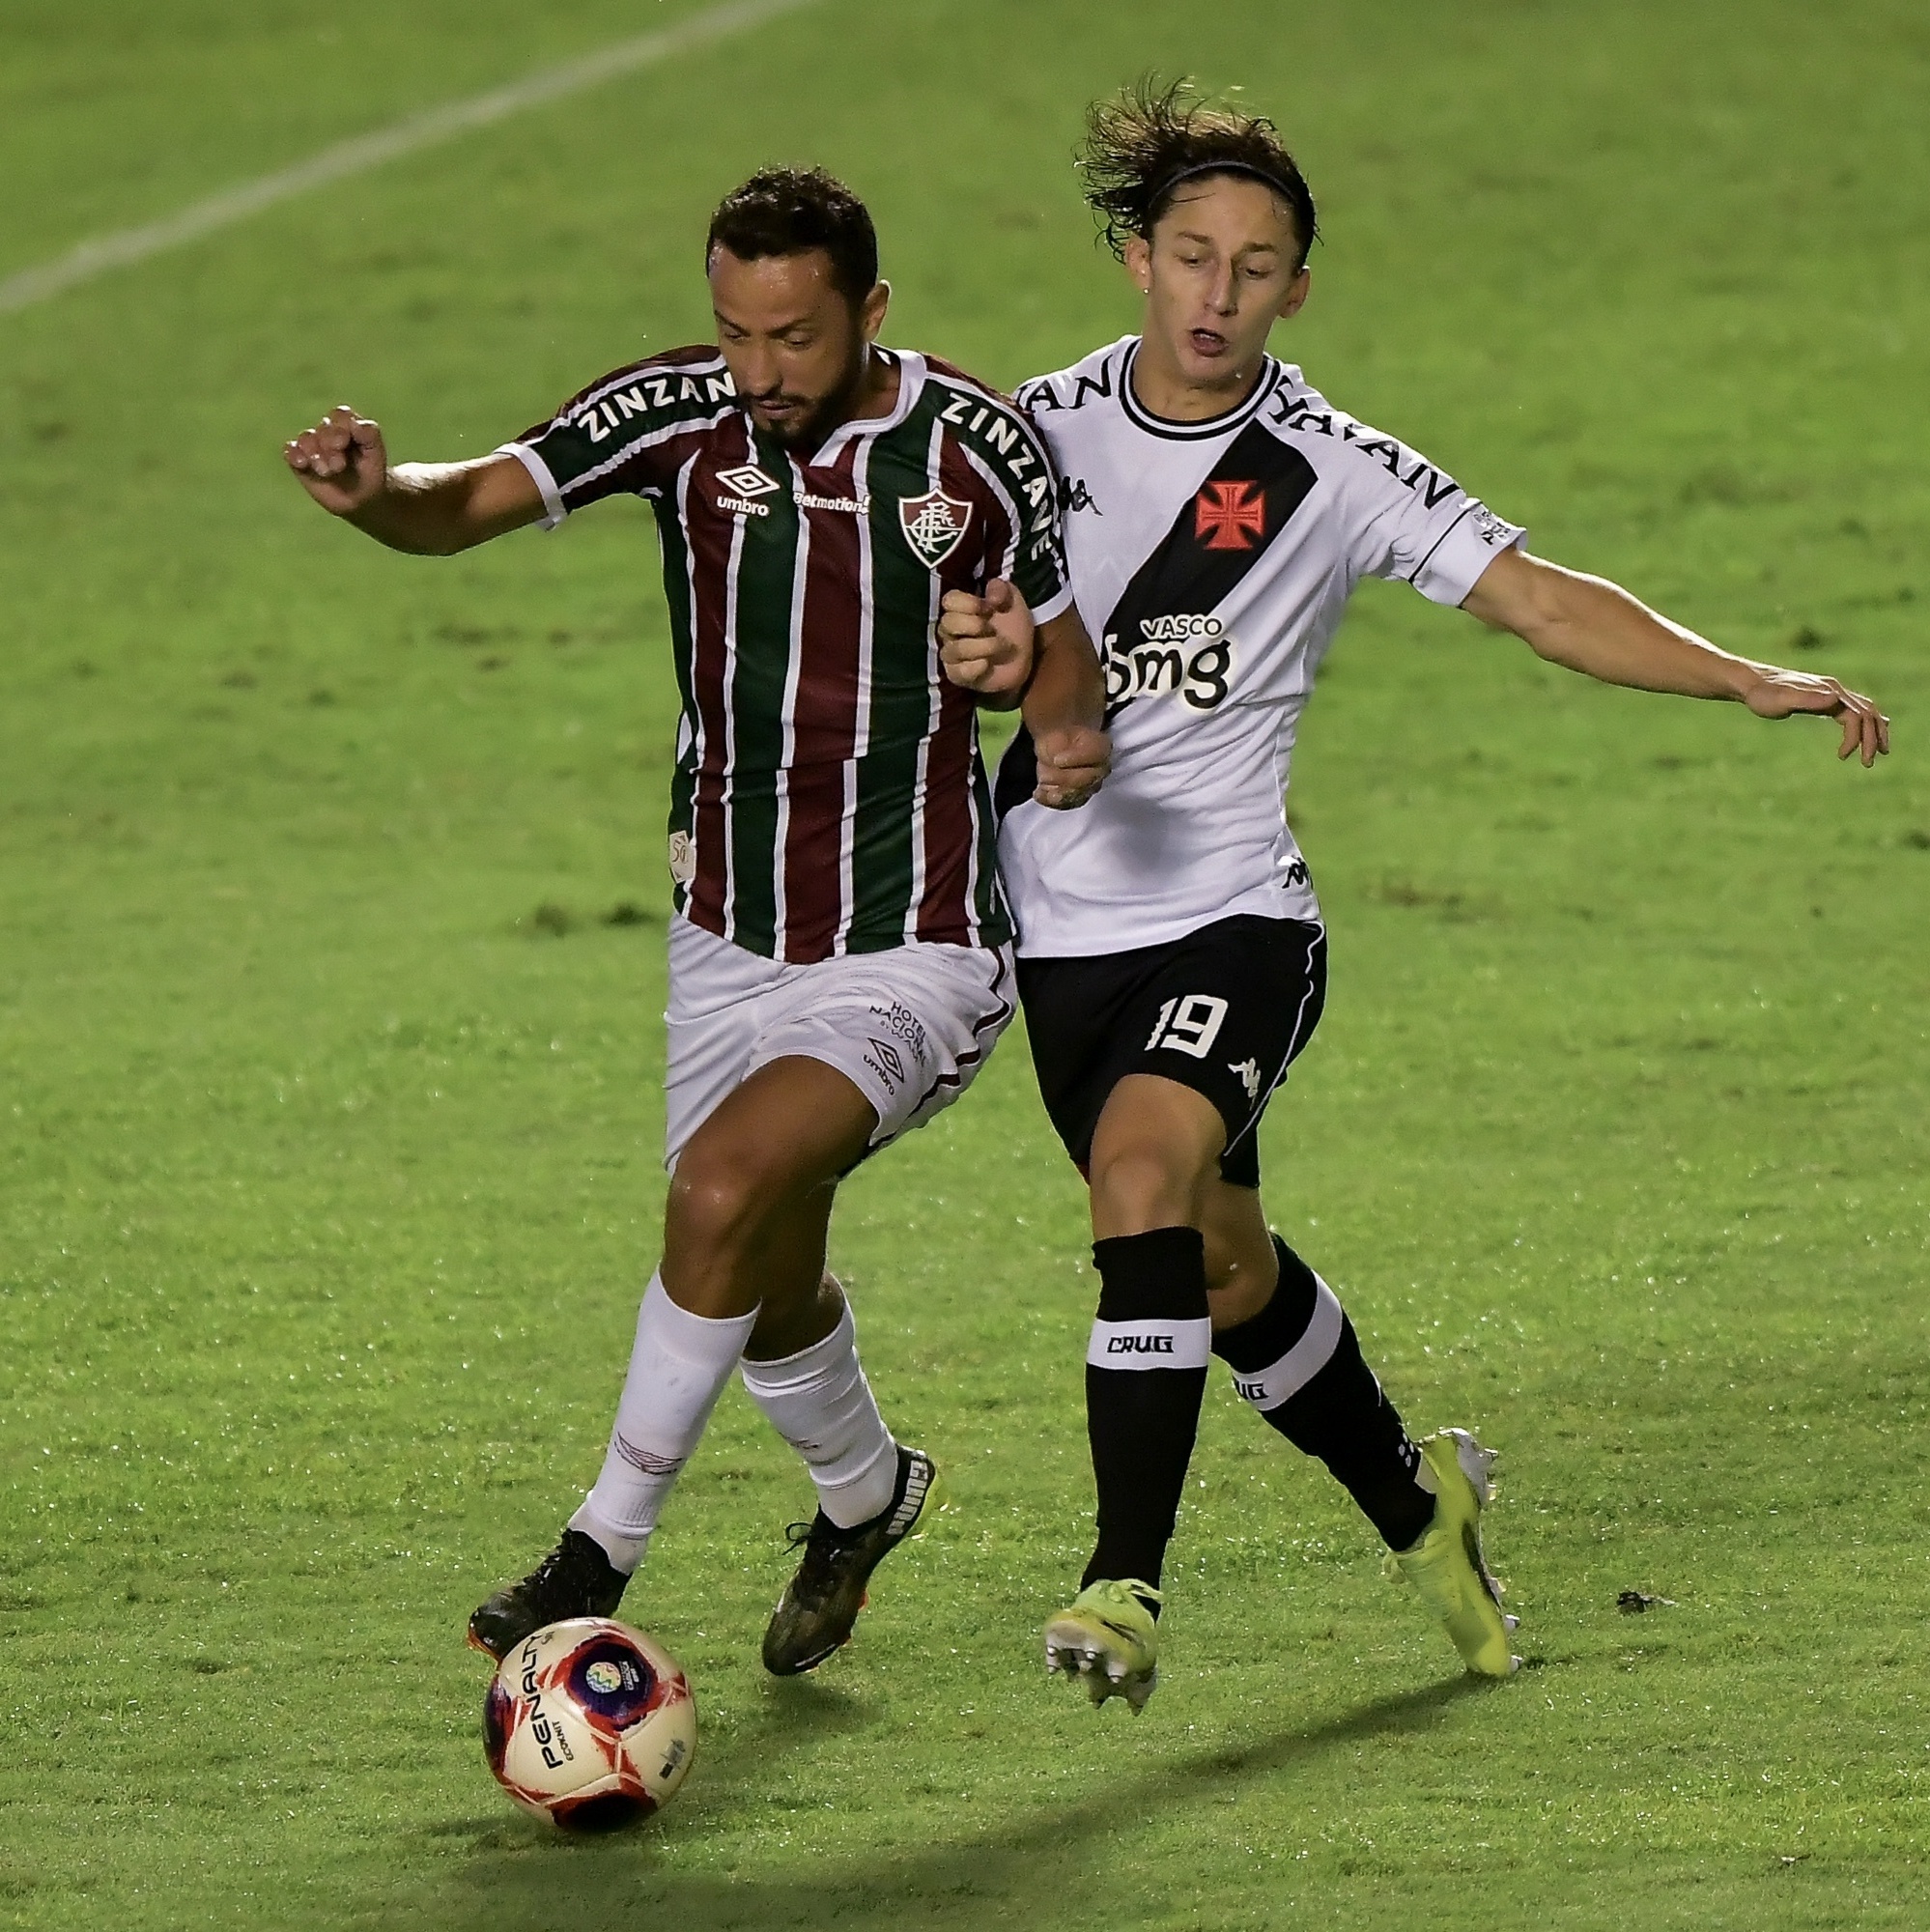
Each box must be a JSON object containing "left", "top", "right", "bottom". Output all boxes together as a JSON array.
[{"left": 0, "top": 0, "right": 821, "bottom": 317}]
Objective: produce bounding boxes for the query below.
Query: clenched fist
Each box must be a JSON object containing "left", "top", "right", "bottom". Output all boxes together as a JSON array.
[
  {"left": 284, "top": 405, "right": 389, "bottom": 517},
  {"left": 1032, "top": 722, "right": 1110, "bottom": 810},
  {"left": 939, "top": 579, "right": 1034, "bottom": 699}
]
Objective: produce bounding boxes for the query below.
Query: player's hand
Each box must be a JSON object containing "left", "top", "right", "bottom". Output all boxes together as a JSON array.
[
  {"left": 939, "top": 579, "right": 1035, "bottom": 698},
  {"left": 1033, "top": 722, "right": 1110, "bottom": 810},
  {"left": 1744, "top": 668, "right": 1890, "bottom": 767},
  {"left": 284, "top": 405, "right": 390, "bottom": 518}
]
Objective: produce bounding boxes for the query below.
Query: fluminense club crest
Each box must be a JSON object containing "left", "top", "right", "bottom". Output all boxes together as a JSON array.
[{"left": 897, "top": 489, "right": 972, "bottom": 567}]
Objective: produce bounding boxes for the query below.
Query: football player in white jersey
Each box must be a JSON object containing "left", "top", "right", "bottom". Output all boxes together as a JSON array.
[{"left": 939, "top": 80, "right": 1887, "bottom": 1711}]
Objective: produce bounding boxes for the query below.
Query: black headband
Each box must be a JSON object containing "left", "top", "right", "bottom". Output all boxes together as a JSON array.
[{"left": 1150, "top": 159, "right": 1295, "bottom": 207}]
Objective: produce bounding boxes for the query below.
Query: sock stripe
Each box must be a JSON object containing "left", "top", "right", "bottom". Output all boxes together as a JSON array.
[
  {"left": 1087, "top": 1316, "right": 1212, "bottom": 1371},
  {"left": 1226, "top": 1275, "right": 1343, "bottom": 1410}
]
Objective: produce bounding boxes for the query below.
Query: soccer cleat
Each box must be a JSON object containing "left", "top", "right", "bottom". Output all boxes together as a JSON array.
[
  {"left": 467, "top": 1528, "right": 628, "bottom": 1662},
  {"left": 761, "top": 1445, "right": 939, "bottom": 1676},
  {"left": 1390, "top": 1427, "right": 1521, "bottom": 1677},
  {"left": 1043, "top": 1578, "right": 1162, "bottom": 1713}
]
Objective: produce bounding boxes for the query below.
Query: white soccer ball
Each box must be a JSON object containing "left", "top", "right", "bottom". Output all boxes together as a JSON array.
[{"left": 483, "top": 1616, "right": 696, "bottom": 1830}]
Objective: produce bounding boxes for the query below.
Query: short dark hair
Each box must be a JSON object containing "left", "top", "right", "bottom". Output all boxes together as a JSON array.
[
  {"left": 1078, "top": 77, "right": 1318, "bottom": 270},
  {"left": 705, "top": 167, "right": 879, "bottom": 304}
]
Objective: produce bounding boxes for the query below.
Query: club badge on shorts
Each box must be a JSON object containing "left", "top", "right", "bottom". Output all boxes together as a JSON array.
[{"left": 897, "top": 489, "right": 972, "bottom": 567}]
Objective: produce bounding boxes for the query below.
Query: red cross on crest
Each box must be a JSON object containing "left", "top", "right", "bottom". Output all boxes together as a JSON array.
[{"left": 1193, "top": 480, "right": 1267, "bottom": 552}]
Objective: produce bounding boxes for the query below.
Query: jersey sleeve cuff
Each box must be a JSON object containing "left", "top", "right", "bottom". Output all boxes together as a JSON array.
[
  {"left": 1030, "top": 582, "right": 1076, "bottom": 626},
  {"left": 495, "top": 441, "right": 566, "bottom": 529},
  {"left": 1412, "top": 507, "right": 1526, "bottom": 606}
]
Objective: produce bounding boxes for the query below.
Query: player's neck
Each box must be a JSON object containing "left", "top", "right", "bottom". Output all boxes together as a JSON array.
[
  {"left": 1130, "top": 333, "right": 1265, "bottom": 424},
  {"left": 834, "top": 346, "right": 900, "bottom": 432}
]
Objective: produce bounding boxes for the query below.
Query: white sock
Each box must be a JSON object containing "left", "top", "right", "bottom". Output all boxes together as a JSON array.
[
  {"left": 740, "top": 1300, "right": 898, "bottom": 1529},
  {"left": 569, "top": 1273, "right": 758, "bottom": 1574}
]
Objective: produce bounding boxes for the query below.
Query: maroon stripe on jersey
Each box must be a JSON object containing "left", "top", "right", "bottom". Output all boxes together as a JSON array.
[
  {"left": 913, "top": 675, "right": 980, "bottom": 945},
  {"left": 911, "top": 438, "right": 995, "bottom": 944},
  {"left": 780, "top": 443, "right": 866, "bottom": 959},
  {"left": 683, "top": 448, "right": 742, "bottom": 935}
]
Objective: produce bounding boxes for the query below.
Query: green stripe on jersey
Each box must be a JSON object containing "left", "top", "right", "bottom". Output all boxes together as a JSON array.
[
  {"left": 720, "top": 429, "right": 801, "bottom": 954},
  {"left": 849, "top": 387, "right": 946, "bottom": 950}
]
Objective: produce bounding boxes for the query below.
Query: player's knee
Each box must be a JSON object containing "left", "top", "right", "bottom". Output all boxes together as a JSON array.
[
  {"left": 667, "top": 1141, "right": 776, "bottom": 1257},
  {"left": 1089, "top": 1137, "right": 1207, "bottom": 1233}
]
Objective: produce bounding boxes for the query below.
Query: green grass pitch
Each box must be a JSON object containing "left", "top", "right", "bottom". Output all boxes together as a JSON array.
[{"left": 3, "top": 2, "right": 1926, "bottom": 1925}]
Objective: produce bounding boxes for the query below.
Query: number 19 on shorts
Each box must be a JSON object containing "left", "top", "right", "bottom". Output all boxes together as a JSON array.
[{"left": 1145, "top": 994, "right": 1230, "bottom": 1059}]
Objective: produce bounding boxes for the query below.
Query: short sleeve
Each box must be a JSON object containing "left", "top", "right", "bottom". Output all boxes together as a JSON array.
[
  {"left": 1348, "top": 430, "right": 1526, "bottom": 606},
  {"left": 497, "top": 354, "right": 739, "bottom": 529},
  {"left": 953, "top": 398, "right": 1073, "bottom": 624}
]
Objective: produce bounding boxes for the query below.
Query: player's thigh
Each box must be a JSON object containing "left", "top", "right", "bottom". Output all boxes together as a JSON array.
[
  {"left": 748, "top": 940, "right": 1016, "bottom": 1154},
  {"left": 1088, "top": 1072, "right": 1227, "bottom": 1236}
]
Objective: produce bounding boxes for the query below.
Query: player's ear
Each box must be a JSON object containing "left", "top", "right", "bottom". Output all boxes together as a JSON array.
[
  {"left": 1277, "top": 265, "right": 1311, "bottom": 321},
  {"left": 858, "top": 279, "right": 891, "bottom": 343},
  {"left": 1122, "top": 234, "right": 1152, "bottom": 297}
]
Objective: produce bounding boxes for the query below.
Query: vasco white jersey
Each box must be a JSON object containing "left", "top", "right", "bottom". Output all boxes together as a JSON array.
[{"left": 995, "top": 336, "right": 1525, "bottom": 957}]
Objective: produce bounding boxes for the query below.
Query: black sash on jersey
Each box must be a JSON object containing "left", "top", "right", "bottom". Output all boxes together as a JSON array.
[
  {"left": 1099, "top": 419, "right": 1317, "bottom": 724},
  {"left": 996, "top": 417, "right": 1319, "bottom": 819}
]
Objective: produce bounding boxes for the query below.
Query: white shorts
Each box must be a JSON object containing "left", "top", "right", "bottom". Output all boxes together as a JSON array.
[{"left": 663, "top": 916, "right": 1016, "bottom": 1169}]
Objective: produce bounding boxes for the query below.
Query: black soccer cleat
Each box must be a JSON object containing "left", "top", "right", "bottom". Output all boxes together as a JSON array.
[
  {"left": 467, "top": 1528, "right": 628, "bottom": 1661},
  {"left": 761, "top": 1445, "right": 939, "bottom": 1677}
]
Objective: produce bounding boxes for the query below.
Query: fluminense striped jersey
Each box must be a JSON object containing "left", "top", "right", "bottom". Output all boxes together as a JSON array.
[{"left": 499, "top": 346, "right": 1072, "bottom": 962}]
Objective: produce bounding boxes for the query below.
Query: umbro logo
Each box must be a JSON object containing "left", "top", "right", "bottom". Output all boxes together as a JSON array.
[{"left": 716, "top": 464, "right": 781, "bottom": 497}]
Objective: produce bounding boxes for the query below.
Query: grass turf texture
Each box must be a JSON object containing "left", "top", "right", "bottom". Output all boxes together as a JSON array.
[{"left": 2, "top": 0, "right": 1926, "bottom": 1924}]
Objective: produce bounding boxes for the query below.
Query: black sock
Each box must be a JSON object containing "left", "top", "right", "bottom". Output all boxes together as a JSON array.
[
  {"left": 1082, "top": 1227, "right": 1212, "bottom": 1596},
  {"left": 1213, "top": 1236, "right": 1434, "bottom": 1551}
]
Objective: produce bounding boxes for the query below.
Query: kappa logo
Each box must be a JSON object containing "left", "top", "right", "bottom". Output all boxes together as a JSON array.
[
  {"left": 897, "top": 489, "right": 973, "bottom": 566},
  {"left": 1059, "top": 475, "right": 1102, "bottom": 516},
  {"left": 716, "top": 463, "right": 781, "bottom": 497},
  {"left": 1194, "top": 479, "right": 1267, "bottom": 552},
  {"left": 1229, "top": 1057, "right": 1263, "bottom": 1103}
]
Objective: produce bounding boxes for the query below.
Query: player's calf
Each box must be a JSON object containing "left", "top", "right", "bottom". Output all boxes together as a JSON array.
[{"left": 1213, "top": 1236, "right": 1435, "bottom": 1550}]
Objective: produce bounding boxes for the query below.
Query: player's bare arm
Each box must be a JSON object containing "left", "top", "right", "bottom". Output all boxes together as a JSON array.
[
  {"left": 283, "top": 404, "right": 544, "bottom": 554},
  {"left": 1022, "top": 604, "right": 1109, "bottom": 810},
  {"left": 1463, "top": 546, "right": 1890, "bottom": 766}
]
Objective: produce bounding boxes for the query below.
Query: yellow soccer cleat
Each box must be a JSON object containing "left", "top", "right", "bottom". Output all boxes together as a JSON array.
[
  {"left": 1043, "top": 1578, "right": 1162, "bottom": 1713},
  {"left": 1391, "top": 1428, "right": 1521, "bottom": 1677}
]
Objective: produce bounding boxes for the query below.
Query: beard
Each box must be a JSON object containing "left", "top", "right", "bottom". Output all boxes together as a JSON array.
[{"left": 747, "top": 347, "right": 870, "bottom": 449}]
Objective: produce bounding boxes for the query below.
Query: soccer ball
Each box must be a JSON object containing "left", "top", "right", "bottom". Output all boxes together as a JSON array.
[{"left": 483, "top": 1617, "right": 696, "bottom": 1830}]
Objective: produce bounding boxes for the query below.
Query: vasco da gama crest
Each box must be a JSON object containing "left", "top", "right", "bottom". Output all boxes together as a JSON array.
[{"left": 896, "top": 488, "right": 973, "bottom": 566}]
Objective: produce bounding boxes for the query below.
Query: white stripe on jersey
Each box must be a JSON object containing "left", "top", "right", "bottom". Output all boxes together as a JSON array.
[
  {"left": 900, "top": 413, "right": 947, "bottom": 943},
  {"left": 1001, "top": 336, "right": 1525, "bottom": 959},
  {"left": 771, "top": 452, "right": 814, "bottom": 962}
]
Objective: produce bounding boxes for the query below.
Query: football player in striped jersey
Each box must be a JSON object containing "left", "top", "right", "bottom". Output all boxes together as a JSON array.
[
  {"left": 941, "top": 81, "right": 1887, "bottom": 1710},
  {"left": 286, "top": 168, "right": 1108, "bottom": 1674}
]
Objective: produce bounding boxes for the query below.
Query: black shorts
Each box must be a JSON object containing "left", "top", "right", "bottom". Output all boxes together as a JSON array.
[{"left": 1016, "top": 914, "right": 1327, "bottom": 1190}]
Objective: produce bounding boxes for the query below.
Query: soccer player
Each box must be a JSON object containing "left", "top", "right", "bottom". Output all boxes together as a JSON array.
[
  {"left": 285, "top": 168, "right": 1108, "bottom": 1673},
  {"left": 939, "top": 83, "right": 1888, "bottom": 1710}
]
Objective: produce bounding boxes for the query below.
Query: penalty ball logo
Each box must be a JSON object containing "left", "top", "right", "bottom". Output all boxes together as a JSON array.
[{"left": 897, "top": 489, "right": 972, "bottom": 566}]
